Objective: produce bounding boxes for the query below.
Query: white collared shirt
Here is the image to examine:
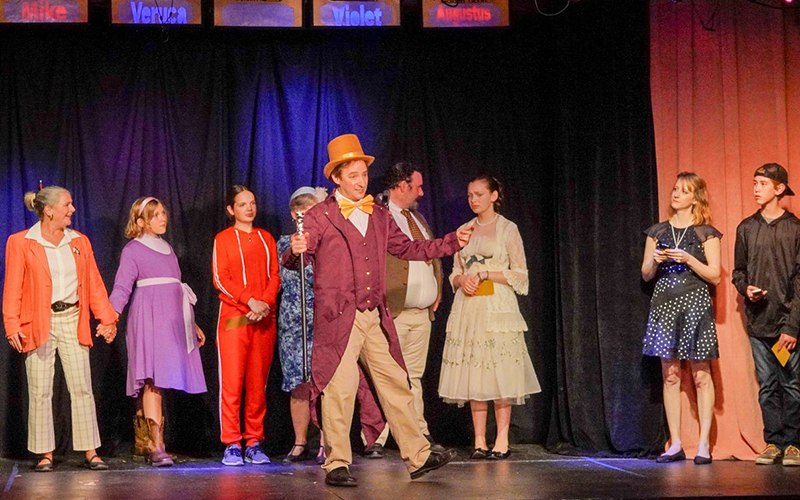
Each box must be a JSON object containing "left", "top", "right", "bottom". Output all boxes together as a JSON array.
[
  {"left": 335, "top": 190, "right": 369, "bottom": 237},
  {"left": 388, "top": 200, "right": 438, "bottom": 310},
  {"left": 136, "top": 233, "right": 171, "bottom": 255},
  {"left": 25, "top": 222, "right": 79, "bottom": 304}
]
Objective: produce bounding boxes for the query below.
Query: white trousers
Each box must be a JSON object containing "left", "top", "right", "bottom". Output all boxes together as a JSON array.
[{"left": 25, "top": 307, "right": 101, "bottom": 453}]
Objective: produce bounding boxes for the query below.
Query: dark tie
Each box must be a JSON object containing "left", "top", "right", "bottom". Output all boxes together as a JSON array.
[{"left": 401, "top": 209, "right": 431, "bottom": 265}]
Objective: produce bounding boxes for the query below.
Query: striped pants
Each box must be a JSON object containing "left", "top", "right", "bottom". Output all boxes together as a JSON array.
[{"left": 25, "top": 307, "right": 101, "bottom": 454}]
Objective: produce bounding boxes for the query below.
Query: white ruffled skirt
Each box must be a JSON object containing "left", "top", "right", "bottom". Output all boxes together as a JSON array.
[{"left": 438, "top": 283, "right": 541, "bottom": 406}]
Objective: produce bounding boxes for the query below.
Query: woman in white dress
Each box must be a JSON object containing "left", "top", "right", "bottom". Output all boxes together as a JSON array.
[{"left": 438, "top": 175, "right": 540, "bottom": 460}]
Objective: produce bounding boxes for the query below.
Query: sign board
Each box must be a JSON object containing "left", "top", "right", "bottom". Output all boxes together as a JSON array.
[
  {"left": 112, "top": 0, "right": 202, "bottom": 24},
  {"left": 313, "top": 0, "right": 400, "bottom": 27},
  {"left": 1, "top": 0, "right": 88, "bottom": 22},
  {"left": 214, "top": 0, "right": 302, "bottom": 27},
  {"left": 422, "top": 0, "right": 508, "bottom": 28}
]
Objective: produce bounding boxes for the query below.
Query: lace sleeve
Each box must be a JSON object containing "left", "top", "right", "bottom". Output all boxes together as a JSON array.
[
  {"left": 449, "top": 248, "right": 464, "bottom": 293},
  {"left": 503, "top": 223, "right": 529, "bottom": 296}
]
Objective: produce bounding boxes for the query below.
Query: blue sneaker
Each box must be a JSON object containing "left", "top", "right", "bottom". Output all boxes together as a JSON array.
[
  {"left": 245, "top": 443, "right": 270, "bottom": 465},
  {"left": 222, "top": 444, "right": 244, "bottom": 466}
]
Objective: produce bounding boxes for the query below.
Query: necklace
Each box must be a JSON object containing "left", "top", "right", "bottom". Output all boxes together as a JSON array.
[
  {"left": 476, "top": 214, "right": 499, "bottom": 227},
  {"left": 670, "top": 223, "right": 690, "bottom": 249}
]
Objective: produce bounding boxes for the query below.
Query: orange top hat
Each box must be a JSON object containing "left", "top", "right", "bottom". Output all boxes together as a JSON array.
[{"left": 323, "top": 134, "right": 375, "bottom": 180}]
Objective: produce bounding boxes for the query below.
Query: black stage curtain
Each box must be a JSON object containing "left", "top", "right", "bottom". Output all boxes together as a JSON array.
[
  {"left": 548, "top": 3, "right": 665, "bottom": 455},
  {"left": 0, "top": 0, "right": 663, "bottom": 458}
]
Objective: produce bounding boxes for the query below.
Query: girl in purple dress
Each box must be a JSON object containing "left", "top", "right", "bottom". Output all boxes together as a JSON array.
[{"left": 110, "top": 197, "right": 207, "bottom": 466}]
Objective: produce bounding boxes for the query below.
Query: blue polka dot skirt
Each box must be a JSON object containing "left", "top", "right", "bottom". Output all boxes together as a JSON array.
[{"left": 643, "top": 272, "right": 719, "bottom": 361}]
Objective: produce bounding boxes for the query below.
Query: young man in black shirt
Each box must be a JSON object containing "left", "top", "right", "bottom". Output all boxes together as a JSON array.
[{"left": 733, "top": 163, "right": 800, "bottom": 466}]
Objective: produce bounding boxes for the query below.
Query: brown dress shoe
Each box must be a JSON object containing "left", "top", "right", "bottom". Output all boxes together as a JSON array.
[{"left": 147, "top": 418, "right": 174, "bottom": 467}]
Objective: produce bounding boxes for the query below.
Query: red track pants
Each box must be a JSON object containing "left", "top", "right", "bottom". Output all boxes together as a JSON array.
[{"left": 216, "top": 302, "right": 276, "bottom": 447}]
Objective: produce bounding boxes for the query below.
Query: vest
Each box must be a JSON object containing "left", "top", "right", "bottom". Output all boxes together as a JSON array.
[{"left": 343, "top": 217, "right": 383, "bottom": 311}]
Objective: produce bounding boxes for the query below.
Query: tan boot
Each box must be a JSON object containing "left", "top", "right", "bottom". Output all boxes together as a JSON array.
[
  {"left": 134, "top": 415, "right": 151, "bottom": 458},
  {"left": 147, "top": 418, "right": 174, "bottom": 467}
]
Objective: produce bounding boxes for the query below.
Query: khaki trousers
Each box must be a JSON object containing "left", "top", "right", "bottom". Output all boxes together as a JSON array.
[
  {"left": 322, "top": 309, "right": 430, "bottom": 472},
  {"left": 25, "top": 307, "right": 101, "bottom": 454},
  {"left": 394, "top": 308, "right": 432, "bottom": 435}
]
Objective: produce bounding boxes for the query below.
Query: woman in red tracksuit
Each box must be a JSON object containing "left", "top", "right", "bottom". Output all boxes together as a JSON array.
[{"left": 212, "top": 185, "right": 280, "bottom": 466}]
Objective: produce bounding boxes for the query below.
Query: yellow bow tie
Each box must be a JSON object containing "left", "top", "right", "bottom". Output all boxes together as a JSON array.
[{"left": 338, "top": 195, "right": 374, "bottom": 219}]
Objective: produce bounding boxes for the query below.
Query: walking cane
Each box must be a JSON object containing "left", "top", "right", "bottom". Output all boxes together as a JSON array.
[{"left": 295, "top": 211, "right": 310, "bottom": 383}]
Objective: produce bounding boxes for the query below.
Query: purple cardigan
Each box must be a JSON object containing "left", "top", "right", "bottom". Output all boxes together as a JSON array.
[{"left": 282, "top": 194, "right": 461, "bottom": 396}]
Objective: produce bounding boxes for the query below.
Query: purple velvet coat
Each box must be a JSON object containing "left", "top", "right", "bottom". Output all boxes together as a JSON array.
[{"left": 282, "top": 194, "right": 461, "bottom": 397}]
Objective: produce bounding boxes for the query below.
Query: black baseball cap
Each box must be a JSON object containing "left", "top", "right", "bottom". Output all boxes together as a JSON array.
[{"left": 754, "top": 163, "right": 794, "bottom": 196}]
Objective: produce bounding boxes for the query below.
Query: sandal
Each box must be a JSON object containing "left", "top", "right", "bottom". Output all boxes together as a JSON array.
[
  {"left": 34, "top": 456, "right": 54, "bottom": 472},
  {"left": 82, "top": 455, "right": 109, "bottom": 470},
  {"left": 316, "top": 446, "right": 326, "bottom": 465},
  {"left": 282, "top": 444, "right": 309, "bottom": 463}
]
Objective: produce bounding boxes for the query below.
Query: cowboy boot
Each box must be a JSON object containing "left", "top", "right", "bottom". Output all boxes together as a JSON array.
[
  {"left": 134, "top": 414, "right": 151, "bottom": 458},
  {"left": 147, "top": 418, "right": 174, "bottom": 467}
]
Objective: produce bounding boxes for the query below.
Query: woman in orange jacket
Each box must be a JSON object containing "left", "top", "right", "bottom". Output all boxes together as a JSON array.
[
  {"left": 212, "top": 185, "right": 280, "bottom": 466},
  {"left": 2, "top": 186, "right": 118, "bottom": 472}
]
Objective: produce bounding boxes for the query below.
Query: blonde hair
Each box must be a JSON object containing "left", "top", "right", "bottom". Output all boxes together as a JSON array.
[
  {"left": 23, "top": 186, "right": 69, "bottom": 221},
  {"left": 125, "top": 197, "right": 165, "bottom": 239},
  {"left": 668, "top": 172, "right": 712, "bottom": 225}
]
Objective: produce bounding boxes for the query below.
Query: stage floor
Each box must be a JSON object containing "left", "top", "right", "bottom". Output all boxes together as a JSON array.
[{"left": 3, "top": 445, "right": 800, "bottom": 500}]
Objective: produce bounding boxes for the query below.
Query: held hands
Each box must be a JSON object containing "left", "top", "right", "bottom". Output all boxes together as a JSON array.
[
  {"left": 95, "top": 323, "right": 117, "bottom": 344},
  {"left": 456, "top": 224, "right": 474, "bottom": 248},
  {"left": 460, "top": 275, "right": 481, "bottom": 296},
  {"left": 746, "top": 285, "right": 768, "bottom": 302},
  {"left": 291, "top": 233, "right": 309, "bottom": 256},
  {"left": 653, "top": 249, "right": 669, "bottom": 263},
  {"left": 247, "top": 298, "right": 270, "bottom": 323},
  {"left": 663, "top": 248, "right": 693, "bottom": 265},
  {"left": 777, "top": 333, "right": 797, "bottom": 351},
  {"left": 7, "top": 332, "right": 26, "bottom": 352},
  {"left": 195, "top": 324, "right": 206, "bottom": 347}
]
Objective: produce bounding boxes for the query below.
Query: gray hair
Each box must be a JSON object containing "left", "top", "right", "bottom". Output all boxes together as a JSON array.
[{"left": 24, "top": 186, "right": 69, "bottom": 221}]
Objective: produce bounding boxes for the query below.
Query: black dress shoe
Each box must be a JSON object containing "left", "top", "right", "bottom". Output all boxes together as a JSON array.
[
  {"left": 470, "top": 448, "right": 490, "bottom": 459},
  {"left": 282, "top": 444, "right": 309, "bottom": 463},
  {"left": 693, "top": 454, "right": 712, "bottom": 465},
  {"left": 325, "top": 467, "right": 358, "bottom": 487},
  {"left": 363, "top": 443, "right": 384, "bottom": 459},
  {"left": 487, "top": 449, "right": 511, "bottom": 460},
  {"left": 410, "top": 449, "right": 455, "bottom": 480},
  {"left": 425, "top": 434, "right": 447, "bottom": 454},
  {"left": 655, "top": 449, "right": 686, "bottom": 463}
]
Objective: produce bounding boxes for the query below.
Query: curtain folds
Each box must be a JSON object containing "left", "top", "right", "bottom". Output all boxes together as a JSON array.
[
  {"left": 0, "top": 0, "right": 662, "bottom": 456},
  {"left": 650, "top": 0, "right": 800, "bottom": 459}
]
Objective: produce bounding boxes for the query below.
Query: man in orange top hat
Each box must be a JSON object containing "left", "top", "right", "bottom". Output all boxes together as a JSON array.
[{"left": 283, "top": 134, "right": 473, "bottom": 486}]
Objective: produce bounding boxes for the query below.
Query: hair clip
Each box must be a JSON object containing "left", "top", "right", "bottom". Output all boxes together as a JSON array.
[{"left": 38, "top": 180, "right": 43, "bottom": 191}]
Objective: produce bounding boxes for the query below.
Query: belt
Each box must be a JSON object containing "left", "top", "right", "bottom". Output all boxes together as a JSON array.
[
  {"left": 51, "top": 301, "right": 78, "bottom": 312},
  {"left": 136, "top": 277, "right": 198, "bottom": 354}
]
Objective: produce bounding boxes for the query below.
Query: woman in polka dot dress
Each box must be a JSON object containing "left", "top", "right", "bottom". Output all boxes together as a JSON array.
[{"left": 641, "top": 172, "right": 721, "bottom": 465}]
